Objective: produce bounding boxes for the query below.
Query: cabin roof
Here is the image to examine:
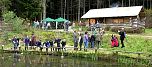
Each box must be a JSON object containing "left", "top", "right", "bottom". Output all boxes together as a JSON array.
[{"left": 81, "top": 6, "right": 143, "bottom": 18}]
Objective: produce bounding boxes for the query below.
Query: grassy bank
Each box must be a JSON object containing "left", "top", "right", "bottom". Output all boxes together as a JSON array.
[{"left": 1, "top": 29, "right": 152, "bottom": 53}]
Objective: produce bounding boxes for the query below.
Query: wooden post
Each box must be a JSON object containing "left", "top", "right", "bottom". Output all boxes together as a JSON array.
[{"left": 1, "top": 45, "right": 4, "bottom": 50}]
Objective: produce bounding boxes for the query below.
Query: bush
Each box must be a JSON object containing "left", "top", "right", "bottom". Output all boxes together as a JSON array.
[
  {"left": 110, "top": 27, "right": 119, "bottom": 32},
  {"left": 104, "top": 26, "right": 111, "bottom": 31},
  {"left": 111, "top": 27, "right": 144, "bottom": 33},
  {"left": 145, "top": 9, "right": 152, "bottom": 28},
  {"left": 2, "top": 11, "right": 24, "bottom": 33}
]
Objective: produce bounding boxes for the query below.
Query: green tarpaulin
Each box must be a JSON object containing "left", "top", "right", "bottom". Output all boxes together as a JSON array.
[
  {"left": 55, "top": 17, "right": 67, "bottom": 22},
  {"left": 43, "top": 17, "right": 55, "bottom": 22}
]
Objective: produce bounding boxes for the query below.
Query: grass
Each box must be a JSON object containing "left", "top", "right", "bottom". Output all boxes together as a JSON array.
[
  {"left": 1, "top": 28, "right": 152, "bottom": 59},
  {"left": 143, "top": 28, "right": 152, "bottom": 35},
  {"left": 1, "top": 28, "right": 152, "bottom": 52},
  {"left": 102, "top": 34, "right": 152, "bottom": 53}
]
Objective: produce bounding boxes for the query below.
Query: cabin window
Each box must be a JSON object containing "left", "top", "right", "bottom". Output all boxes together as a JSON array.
[{"left": 112, "top": 18, "right": 124, "bottom": 24}]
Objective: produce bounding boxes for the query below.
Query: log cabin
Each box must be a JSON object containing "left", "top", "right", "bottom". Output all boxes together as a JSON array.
[{"left": 81, "top": 6, "right": 145, "bottom": 28}]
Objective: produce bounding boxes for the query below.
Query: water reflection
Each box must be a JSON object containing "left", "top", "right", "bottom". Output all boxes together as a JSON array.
[{"left": 0, "top": 53, "right": 148, "bottom": 67}]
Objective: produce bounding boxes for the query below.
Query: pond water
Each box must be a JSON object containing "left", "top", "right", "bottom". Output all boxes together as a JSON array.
[{"left": 0, "top": 53, "right": 147, "bottom": 67}]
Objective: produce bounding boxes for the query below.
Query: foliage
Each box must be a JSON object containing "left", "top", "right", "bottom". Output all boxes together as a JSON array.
[
  {"left": 2, "top": 11, "right": 24, "bottom": 33},
  {"left": 145, "top": 9, "right": 152, "bottom": 28},
  {"left": 102, "top": 35, "right": 152, "bottom": 53},
  {"left": 0, "top": 0, "right": 11, "bottom": 11},
  {"left": 110, "top": 27, "right": 144, "bottom": 33},
  {"left": 10, "top": 0, "right": 42, "bottom": 20}
]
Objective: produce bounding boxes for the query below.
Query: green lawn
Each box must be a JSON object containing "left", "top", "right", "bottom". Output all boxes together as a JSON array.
[{"left": 1, "top": 28, "right": 152, "bottom": 53}]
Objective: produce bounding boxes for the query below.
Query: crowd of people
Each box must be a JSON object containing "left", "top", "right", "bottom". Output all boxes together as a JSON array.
[
  {"left": 32, "top": 20, "right": 69, "bottom": 30},
  {"left": 12, "top": 33, "right": 67, "bottom": 51},
  {"left": 11, "top": 28, "right": 126, "bottom": 51},
  {"left": 72, "top": 29, "right": 104, "bottom": 51}
]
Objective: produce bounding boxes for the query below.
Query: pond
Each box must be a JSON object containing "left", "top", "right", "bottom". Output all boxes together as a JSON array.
[{"left": 0, "top": 53, "right": 149, "bottom": 67}]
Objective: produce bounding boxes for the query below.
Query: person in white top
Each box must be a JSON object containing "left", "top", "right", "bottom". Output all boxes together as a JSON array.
[
  {"left": 36, "top": 21, "right": 39, "bottom": 28},
  {"left": 47, "top": 23, "right": 51, "bottom": 30}
]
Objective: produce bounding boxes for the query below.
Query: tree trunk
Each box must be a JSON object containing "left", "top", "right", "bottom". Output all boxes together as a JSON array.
[
  {"left": 67, "top": 0, "right": 69, "bottom": 20},
  {"left": 83, "top": 0, "right": 85, "bottom": 14},
  {"left": 42, "top": 0, "right": 46, "bottom": 19},
  {"left": 129, "top": 0, "right": 130, "bottom": 6},
  {"left": 143, "top": 0, "right": 145, "bottom": 7},
  {"left": 97, "top": 0, "right": 99, "bottom": 8},
  {"left": 71, "top": 0, "right": 73, "bottom": 21},
  {"left": 122, "top": 0, "right": 123, "bottom": 7},
  {"left": 78, "top": 0, "right": 80, "bottom": 22},
  {"left": 150, "top": 0, "right": 152, "bottom": 9},
  {"left": 109, "top": 0, "right": 111, "bottom": 7},
  {"left": 147, "top": 0, "right": 148, "bottom": 9},
  {"left": 64, "top": 0, "right": 66, "bottom": 19},
  {"left": 61, "top": 0, "right": 63, "bottom": 17},
  {"left": 89, "top": 0, "right": 90, "bottom": 9}
]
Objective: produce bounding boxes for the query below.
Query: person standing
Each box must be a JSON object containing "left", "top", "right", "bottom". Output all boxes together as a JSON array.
[
  {"left": 90, "top": 34, "right": 95, "bottom": 48},
  {"left": 31, "top": 33, "right": 36, "bottom": 49},
  {"left": 96, "top": 32, "right": 101, "bottom": 49},
  {"left": 12, "top": 36, "right": 18, "bottom": 50},
  {"left": 61, "top": 39, "right": 66, "bottom": 51},
  {"left": 24, "top": 35, "right": 30, "bottom": 50},
  {"left": 83, "top": 32, "right": 89, "bottom": 51},
  {"left": 96, "top": 28, "right": 104, "bottom": 49},
  {"left": 54, "top": 38, "right": 61, "bottom": 51},
  {"left": 118, "top": 28, "right": 126, "bottom": 48},
  {"left": 45, "top": 41, "right": 50, "bottom": 52},
  {"left": 78, "top": 33, "right": 83, "bottom": 51},
  {"left": 65, "top": 21, "right": 69, "bottom": 32},
  {"left": 73, "top": 31, "right": 78, "bottom": 50}
]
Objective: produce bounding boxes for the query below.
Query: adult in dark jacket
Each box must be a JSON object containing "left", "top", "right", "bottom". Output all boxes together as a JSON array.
[
  {"left": 78, "top": 33, "right": 83, "bottom": 51},
  {"left": 36, "top": 40, "right": 42, "bottom": 51},
  {"left": 54, "top": 38, "right": 61, "bottom": 51},
  {"left": 49, "top": 40, "right": 54, "bottom": 51},
  {"left": 73, "top": 31, "right": 78, "bottom": 50},
  {"left": 118, "top": 28, "right": 126, "bottom": 48},
  {"left": 90, "top": 34, "right": 96, "bottom": 48},
  {"left": 61, "top": 39, "right": 66, "bottom": 51},
  {"left": 12, "top": 36, "right": 18, "bottom": 50},
  {"left": 24, "top": 35, "right": 30, "bottom": 50}
]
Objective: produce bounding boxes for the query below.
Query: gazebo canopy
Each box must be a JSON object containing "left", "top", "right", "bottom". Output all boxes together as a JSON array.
[
  {"left": 43, "top": 17, "right": 55, "bottom": 22},
  {"left": 55, "top": 17, "right": 67, "bottom": 22}
]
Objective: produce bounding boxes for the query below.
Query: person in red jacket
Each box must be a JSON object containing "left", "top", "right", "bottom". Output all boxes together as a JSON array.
[{"left": 111, "top": 35, "right": 119, "bottom": 47}]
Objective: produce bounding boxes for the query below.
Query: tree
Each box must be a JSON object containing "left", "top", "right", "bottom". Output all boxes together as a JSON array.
[
  {"left": 10, "top": 0, "right": 42, "bottom": 20},
  {"left": 0, "top": 0, "right": 11, "bottom": 16}
]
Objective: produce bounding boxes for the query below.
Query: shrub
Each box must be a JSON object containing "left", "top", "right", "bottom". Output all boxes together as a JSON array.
[
  {"left": 2, "top": 11, "right": 24, "bottom": 33},
  {"left": 104, "top": 26, "right": 111, "bottom": 31},
  {"left": 110, "top": 27, "right": 119, "bottom": 32},
  {"left": 110, "top": 27, "right": 144, "bottom": 33},
  {"left": 145, "top": 9, "right": 152, "bottom": 28}
]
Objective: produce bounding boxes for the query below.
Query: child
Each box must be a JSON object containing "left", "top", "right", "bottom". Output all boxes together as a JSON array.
[
  {"left": 36, "top": 40, "right": 42, "bottom": 51},
  {"left": 45, "top": 41, "right": 50, "bottom": 52},
  {"left": 49, "top": 40, "right": 54, "bottom": 51},
  {"left": 23, "top": 35, "right": 30, "bottom": 50},
  {"left": 111, "top": 35, "right": 119, "bottom": 47},
  {"left": 54, "top": 38, "right": 61, "bottom": 51},
  {"left": 61, "top": 39, "right": 66, "bottom": 51},
  {"left": 12, "top": 36, "right": 18, "bottom": 50}
]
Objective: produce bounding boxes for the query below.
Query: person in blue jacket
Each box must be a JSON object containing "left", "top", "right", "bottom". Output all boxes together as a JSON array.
[
  {"left": 23, "top": 35, "right": 30, "bottom": 50},
  {"left": 45, "top": 41, "right": 50, "bottom": 52},
  {"left": 12, "top": 36, "right": 18, "bottom": 50}
]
